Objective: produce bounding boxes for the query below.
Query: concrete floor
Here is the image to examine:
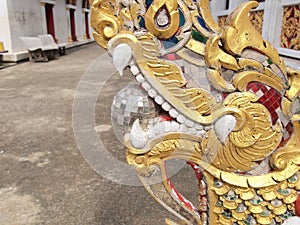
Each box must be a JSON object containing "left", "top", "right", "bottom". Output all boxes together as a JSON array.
[{"left": 0, "top": 43, "right": 199, "bottom": 225}]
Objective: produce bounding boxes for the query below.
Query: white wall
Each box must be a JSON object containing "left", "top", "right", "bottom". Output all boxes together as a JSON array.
[
  {"left": 54, "top": 0, "right": 69, "bottom": 43},
  {"left": 75, "top": 0, "right": 84, "bottom": 41},
  {"left": 0, "top": 0, "right": 12, "bottom": 52},
  {"left": 7, "top": 0, "right": 44, "bottom": 52}
]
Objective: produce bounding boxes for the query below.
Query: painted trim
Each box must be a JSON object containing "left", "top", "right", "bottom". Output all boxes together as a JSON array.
[
  {"left": 278, "top": 48, "right": 300, "bottom": 59},
  {"left": 66, "top": 4, "right": 77, "bottom": 10},
  {"left": 281, "top": 0, "right": 300, "bottom": 7},
  {"left": 40, "top": 0, "right": 56, "bottom": 5}
]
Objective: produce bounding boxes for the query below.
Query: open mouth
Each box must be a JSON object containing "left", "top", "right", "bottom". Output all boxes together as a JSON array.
[{"left": 111, "top": 62, "right": 214, "bottom": 152}]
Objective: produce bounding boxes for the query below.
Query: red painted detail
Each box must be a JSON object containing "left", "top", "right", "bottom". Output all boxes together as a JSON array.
[
  {"left": 85, "top": 12, "right": 90, "bottom": 39},
  {"left": 45, "top": 4, "right": 56, "bottom": 41},
  {"left": 168, "top": 179, "right": 200, "bottom": 215},
  {"left": 188, "top": 162, "right": 202, "bottom": 182},
  {"left": 70, "top": 9, "right": 77, "bottom": 42},
  {"left": 159, "top": 114, "right": 173, "bottom": 121},
  {"left": 222, "top": 92, "right": 230, "bottom": 99},
  {"left": 246, "top": 82, "right": 293, "bottom": 146},
  {"left": 247, "top": 82, "right": 282, "bottom": 125},
  {"left": 163, "top": 54, "right": 181, "bottom": 61},
  {"left": 295, "top": 194, "right": 300, "bottom": 217}
]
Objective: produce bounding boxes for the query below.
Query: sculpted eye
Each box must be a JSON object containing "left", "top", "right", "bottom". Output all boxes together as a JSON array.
[
  {"left": 155, "top": 7, "right": 170, "bottom": 28},
  {"left": 144, "top": 0, "right": 179, "bottom": 39}
]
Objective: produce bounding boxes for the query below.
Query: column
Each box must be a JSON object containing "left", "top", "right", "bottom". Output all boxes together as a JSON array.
[{"left": 40, "top": 2, "right": 48, "bottom": 34}]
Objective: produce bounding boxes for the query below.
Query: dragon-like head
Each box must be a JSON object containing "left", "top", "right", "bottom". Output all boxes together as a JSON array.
[{"left": 91, "top": 0, "right": 300, "bottom": 224}]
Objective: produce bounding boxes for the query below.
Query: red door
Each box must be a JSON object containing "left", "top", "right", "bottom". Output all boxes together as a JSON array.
[
  {"left": 45, "top": 4, "right": 56, "bottom": 41},
  {"left": 85, "top": 12, "right": 90, "bottom": 39},
  {"left": 70, "top": 9, "right": 77, "bottom": 42}
]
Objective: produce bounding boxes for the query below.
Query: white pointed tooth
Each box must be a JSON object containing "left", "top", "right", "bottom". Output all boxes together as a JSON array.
[
  {"left": 154, "top": 122, "right": 164, "bottom": 135},
  {"left": 179, "top": 124, "right": 188, "bottom": 132},
  {"left": 214, "top": 114, "right": 237, "bottom": 143},
  {"left": 171, "top": 121, "right": 180, "bottom": 132},
  {"left": 197, "top": 130, "right": 206, "bottom": 137},
  {"left": 142, "top": 82, "right": 151, "bottom": 91},
  {"left": 154, "top": 95, "right": 164, "bottom": 105},
  {"left": 113, "top": 44, "right": 132, "bottom": 76},
  {"left": 188, "top": 127, "right": 197, "bottom": 135},
  {"left": 148, "top": 89, "right": 157, "bottom": 98},
  {"left": 169, "top": 108, "right": 179, "bottom": 118},
  {"left": 185, "top": 119, "right": 194, "bottom": 128},
  {"left": 162, "top": 102, "right": 171, "bottom": 111},
  {"left": 194, "top": 123, "right": 204, "bottom": 130},
  {"left": 177, "top": 114, "right": 186, "bottom": 124},
  {"left": 130, "top": 119, "right": 148, "bottom": 149},
  {"left": 130, "top": 65, "right": 139, "bottom": 75},
  {"left": 136, "top": 74, "right": 145, "bottom": 83},
  {"left": 162, "top": 121, "right": 171, "bottom": 133}
]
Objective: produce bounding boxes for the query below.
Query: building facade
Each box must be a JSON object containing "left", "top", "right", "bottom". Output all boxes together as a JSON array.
[
  {"left": 210, "top": 0, "right": 300, "bottom": 61},
  {"left": 0, "top": 0, "right": 93, "bottom": 62}
]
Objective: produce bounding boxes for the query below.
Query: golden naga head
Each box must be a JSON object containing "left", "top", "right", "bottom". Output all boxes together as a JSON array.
[{"left": 91, "top": 0, "right": 300, "bottom": 224}]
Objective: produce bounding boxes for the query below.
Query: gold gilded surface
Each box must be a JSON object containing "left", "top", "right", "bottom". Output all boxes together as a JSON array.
[
  {"left": 110, "top": 32, "right": 226, "bottom": 125},
  {"left": 145, "top": 0, "right": 179, "bottom": 39},
  {"left": 90, "top": 0, "right": 121, "bottom": 49},
  {"left": 286, "top": 68, "right": 300, "bottom": 101},
  {"left": 198, "top": 0, "right": 221, "bottom": 33},
  {"left": 209, "top": 92, "right": 282, "bottom": 172},
  {"left": 233, "top": 71, "right": 286, "bottom": 92},
  {"left": 222, "top": 1, "right": 285, "bottom": 74},
  {"left": 91, "top": 0, "right": 300, "bottom": 224},
  {"left": 205, "top": 36, "right": 239, "bottom": 71},
  {"left": 184, "top": 39, "right": 205, "bottom": 56}
]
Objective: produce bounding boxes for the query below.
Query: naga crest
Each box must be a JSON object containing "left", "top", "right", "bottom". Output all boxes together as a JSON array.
[{"left": 91, "top": 0, "right": 300, "bottom": 224}]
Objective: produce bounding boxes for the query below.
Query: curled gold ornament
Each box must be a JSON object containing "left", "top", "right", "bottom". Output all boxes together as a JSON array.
[
  {"left": 270, "top": 121, "right": 300, "bottom": 170},
  {"left": 198, "top": 0, "right": 221, "bottom": 33},
  {"left": 205, "top": 36, "right": 239, "bottom": 71},
  {"left": 286, "top": 67, "right": 300, "bottom": 101},
  {"left": 233, "top": 71, "right": 286, "bottom": 92},
  {"left": 222, "top": 1, "right": 286, "bottom": 76},
  {"left": 91, "top": 0, "right": 122, "bottom": 49},
  {"left": 209, "top": 92, "right": 282, "bottom": 172}
]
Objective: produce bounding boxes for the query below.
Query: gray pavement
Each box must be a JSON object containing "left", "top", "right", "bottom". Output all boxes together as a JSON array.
[{"left": 0, "top": 43, "right": 198, "bottom": 225}]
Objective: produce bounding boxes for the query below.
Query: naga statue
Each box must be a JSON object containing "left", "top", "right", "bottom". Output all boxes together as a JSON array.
[{"left": 90, "top": 0, "right": 300, "bottom": 224}]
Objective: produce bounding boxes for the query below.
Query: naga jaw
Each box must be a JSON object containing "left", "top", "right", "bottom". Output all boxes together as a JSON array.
[{"left": 126, "top": 117, "right": 210, "bottom": 152}]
